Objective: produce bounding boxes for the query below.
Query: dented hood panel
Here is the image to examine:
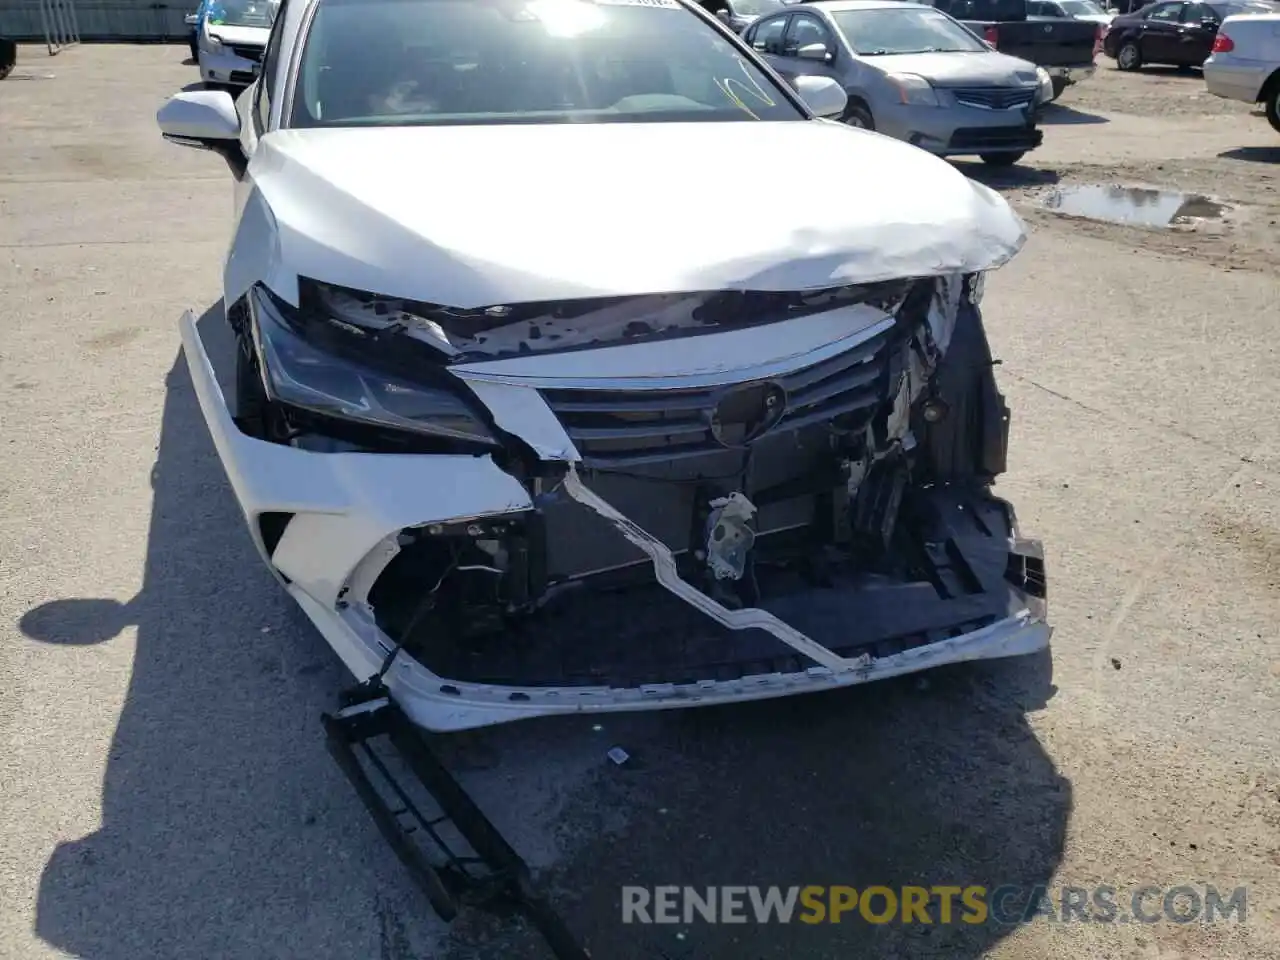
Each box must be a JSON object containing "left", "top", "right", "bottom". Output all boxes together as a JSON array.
[{"left": 247, "top": 121, "right": 1026, "bottom": 308}]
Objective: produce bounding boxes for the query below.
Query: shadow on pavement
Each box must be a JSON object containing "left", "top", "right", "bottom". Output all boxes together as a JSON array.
[
  {"left": 24, "top": 304, "right": 444, "bottom": 959},
  {"left": 1219, "top": 146, "right": 1280, "bottom": 165},
  {"left": 1038, "top": 102, "right": 1108, "bottom": 126},
  {"left": 956, "top": 160, "right": 1061, "bottom": 190},
  {"left": 446, "top": 647, "right": 1066, "bottom": 959},
  {"left": 24, "top": 304, "right": 1070, "bottom": 960}
]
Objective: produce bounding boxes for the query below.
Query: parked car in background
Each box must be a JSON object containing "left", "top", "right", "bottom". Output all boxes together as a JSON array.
[
  {"left": 749, "top": 0, "right": 1053, "bottom": 163},
  {"left": 185, "top": 11, "right": 201, "bottom": 60},
  {"left": 1102, "top": 0, "right": 1278, "bottom": 70},
  {"left": 1027, "top": 0, "right": 1115, "bottom": 26},
  {"left": 1203, "top": 10, "right": 1280, "bottom": 130},
  {"left": 698, "top": 0, "right": 797, "bottom": 32},
  {"left": 196, "top": 0, "right": 278, "bottom": 89},
  {"left": 0, "top": 36, "right": 15, "bottom": 81},
  {"left": 924, "top": 0, "right": 1102, "bottom": 97}
]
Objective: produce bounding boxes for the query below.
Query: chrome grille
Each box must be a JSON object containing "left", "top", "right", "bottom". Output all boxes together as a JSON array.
[
  {"left": 541, "top": 328, "right": 895, "bottom": 468},
  {"left": 950, "top": 86, "right": 1035, "bottom": 110}
]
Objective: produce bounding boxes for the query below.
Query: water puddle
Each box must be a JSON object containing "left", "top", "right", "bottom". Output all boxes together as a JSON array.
[{"left": 1040, "top": 185, "right": 1227, "bottom": 228}]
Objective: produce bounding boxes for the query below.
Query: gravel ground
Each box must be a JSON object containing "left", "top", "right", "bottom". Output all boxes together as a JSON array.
[
  {"left": 988, "top": 67, "right": 1280, "bottom": 275},
  {"left": 1, "top": 47, "right": 1278, "bottom": 960}
]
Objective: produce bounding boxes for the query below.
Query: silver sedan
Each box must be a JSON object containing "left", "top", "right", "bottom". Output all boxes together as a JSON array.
[{"left": 744, "top": 0, "right": 1055, "bottom": 165}]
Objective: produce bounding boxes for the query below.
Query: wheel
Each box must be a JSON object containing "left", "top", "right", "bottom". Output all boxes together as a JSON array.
[
  {"left": 979, "top": 152, "right": 1027, "bottom": 167},
  {"left": 1116, "top": 40, "right": 1142, "bottom": 71},
  {"left": 0, "top": 61, "right": 12, "bottom": 81},
  {"left": 1266, "top": 83, "right": 1280, "bottom": 135},
  {"left": 840, "top": 101, "right": 875, "bottom": 130},
  {"left": 1050, "top": 76, "right": 1068, "bottom": 99}
]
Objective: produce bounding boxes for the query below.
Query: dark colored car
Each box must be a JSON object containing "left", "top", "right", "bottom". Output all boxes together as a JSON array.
[
  {"left": 0, "top": 36, "right": 16, "bottom": 80},
  {"left": 1102, "top": 0, "right": 1279, "bottom": 69},
  {"left": 922, "top": 0, "right": 1102, "bottom": 95}
]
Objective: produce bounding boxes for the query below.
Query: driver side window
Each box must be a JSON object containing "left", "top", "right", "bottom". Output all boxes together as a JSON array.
[
  {"left": 783, "top": 14, "right": 834, "bottom": 56},
  {"left": 1146, "top": 2, "right": 1186, "bottom": 20},
  {"left": 746, "top": 15, "right": 789, "bottom": 54}
]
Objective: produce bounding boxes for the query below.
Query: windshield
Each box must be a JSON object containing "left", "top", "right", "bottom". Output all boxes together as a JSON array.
[
  {"left": 831, "top": 7, "right": 989, "bottom": 54},
  {"left": 207, "top": 0, "right": 277, "bottom": 28},
  {"left": 289, "top": 0, "right": 805, "bottom": 128},
  {"left": 1058, "top": 0, "right": 1106, "bottom": 13}
]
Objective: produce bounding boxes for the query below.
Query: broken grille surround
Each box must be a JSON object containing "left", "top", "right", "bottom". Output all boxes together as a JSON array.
[
  {"left": 339, "top": 277, "right": 1018, "bottom": 691},
  {"left": 178, "top": 297, "right": 1048, "bottom": 734}
]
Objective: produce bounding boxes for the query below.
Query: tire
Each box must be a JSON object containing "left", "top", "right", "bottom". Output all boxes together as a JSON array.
[
  {"left": 1050, "top": 76, "right": 1068, "bottom": 99},
  {"left": 1265, "top": 82, "right": 1280, "bottom": 135},
  {"left": 0, "top": 37, "right": 15, "bottom": 80},
  {"left": 840, "top": 101, "right": 875, "bottom": 130},
  {"left": 1117, "top": 40, "right": 1142, "bottom": 71},
  {"left": 979, "top": 152, "right": 1027, "bottom": 167}
]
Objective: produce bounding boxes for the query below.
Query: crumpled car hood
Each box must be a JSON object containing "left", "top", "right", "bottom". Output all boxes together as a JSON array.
[{"left": 239, "top": 120, "right": 1026, "bottom": 309}]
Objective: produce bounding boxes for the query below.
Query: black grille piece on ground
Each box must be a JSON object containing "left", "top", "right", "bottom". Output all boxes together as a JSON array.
[
  {"left": 323, "top": 692, "right": 591, "bottom": 959},
  {"left": 540, "top": 325, "right": 895, "bottom": 468}
]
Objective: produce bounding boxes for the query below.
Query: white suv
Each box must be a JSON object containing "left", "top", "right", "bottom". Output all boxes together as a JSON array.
[{"left": 1204, "top": 11, "right": 1280, "bottom": 132}]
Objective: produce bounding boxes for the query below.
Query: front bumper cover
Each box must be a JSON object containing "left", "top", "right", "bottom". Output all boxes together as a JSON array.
[{"left": 180, "top": 309, "right": 1050, "bottom": 732}]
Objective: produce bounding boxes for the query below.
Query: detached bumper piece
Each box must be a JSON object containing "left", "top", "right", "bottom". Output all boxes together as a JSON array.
[{"left": 322, "top": 689, "right": 590, "bottom": 960}]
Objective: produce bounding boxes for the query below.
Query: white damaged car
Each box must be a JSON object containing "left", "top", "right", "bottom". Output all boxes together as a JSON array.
[{"left": 157, "top": 0, "right": 1050, "bottom": 733}]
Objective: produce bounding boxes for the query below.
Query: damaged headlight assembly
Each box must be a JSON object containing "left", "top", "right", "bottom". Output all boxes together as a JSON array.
[{"left": 246, "top": 284, "right": 500, "bottom": 448}]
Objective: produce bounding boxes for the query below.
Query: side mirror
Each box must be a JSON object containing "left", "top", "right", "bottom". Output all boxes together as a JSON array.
[
  {"left": 156, "top": 88, "right": 240, "bottom": 147},
  {"left": 184, "top": 12, "right": 199, "bottom": 24},
  {"left": 793, "top": 74, "right": 847, "bottom": 118},
  {"left": 797, "top": 42, "right": 832, "bottom": 61}
]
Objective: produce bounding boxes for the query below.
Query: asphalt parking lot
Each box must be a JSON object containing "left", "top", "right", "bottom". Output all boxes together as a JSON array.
[{"left": 2, "top": 42, "right": 1279, "bottom": 960}]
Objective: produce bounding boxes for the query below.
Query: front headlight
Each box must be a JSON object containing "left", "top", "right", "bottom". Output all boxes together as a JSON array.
[
  {"left": 1035, "top": 67, "right": 1054, "bottom": 104},
  {"left": 203, "top": 30, "right": 223, "bottom": 51},
  {"left": 887, "top": 73, "right": 939, "bottom": 107},
  {"left": 248, "top": 285, "right": 500, "bottom": 448}
]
